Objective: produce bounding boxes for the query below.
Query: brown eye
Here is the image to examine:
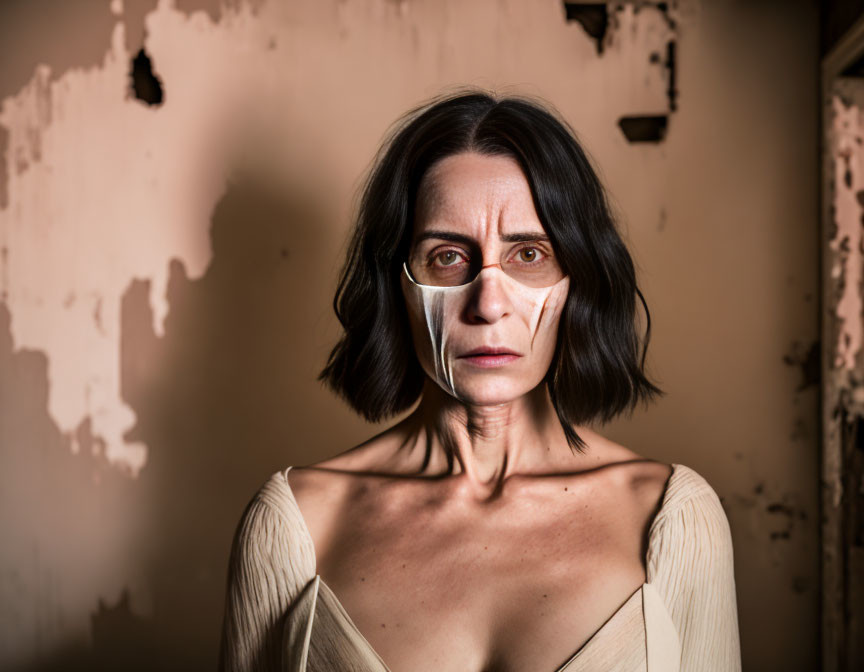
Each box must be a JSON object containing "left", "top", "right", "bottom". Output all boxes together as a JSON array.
[
  {"left": 518, "top": 247, "right": 541, "bottom": 263},
  {"left": 436, "top": 250, "right": 463, "bottom": 266}
]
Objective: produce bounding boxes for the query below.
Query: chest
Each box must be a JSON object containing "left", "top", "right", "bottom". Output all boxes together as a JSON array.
[{"left": 314, "top": 482, "right": 647, "bottom": 672}]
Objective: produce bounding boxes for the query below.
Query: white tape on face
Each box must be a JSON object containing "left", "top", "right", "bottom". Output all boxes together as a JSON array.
[{"left": 400, "top": 262, "right": 569, "bottom": 401}]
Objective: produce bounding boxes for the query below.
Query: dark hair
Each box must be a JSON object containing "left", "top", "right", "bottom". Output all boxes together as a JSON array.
[{"left": 318, "top": 87, "right": 664, "bottom": 452}]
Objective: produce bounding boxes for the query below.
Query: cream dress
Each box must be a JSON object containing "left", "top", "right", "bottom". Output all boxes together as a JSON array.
[{"left": 218, "top": 463, "right": 742, "bottom": 672}]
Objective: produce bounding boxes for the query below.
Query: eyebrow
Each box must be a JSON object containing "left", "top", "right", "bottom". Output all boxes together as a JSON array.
[{"left": 414, "top": 230, "right": 550, "bottom": 245}]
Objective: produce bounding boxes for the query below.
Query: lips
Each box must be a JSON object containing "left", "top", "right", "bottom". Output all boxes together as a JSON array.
[
  {"left": 458, "top": 347, "right": 522, "bottom": 358},
  {"left": 457, "top": 347, "right": 522, "bottom": 369}
]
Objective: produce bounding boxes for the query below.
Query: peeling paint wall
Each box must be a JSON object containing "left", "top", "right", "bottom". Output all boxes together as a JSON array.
[
  {"left": 824, "top": 83, "right": 864, "bottom": 670},
  {"left": 829, "top": 95, "right": 864, "bottom": 373},
  {"left": 0, "top": 0, "right": 819, "bottom": 669}
]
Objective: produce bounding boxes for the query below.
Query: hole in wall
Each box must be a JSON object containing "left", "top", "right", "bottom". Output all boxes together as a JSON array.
[
  {"left": 130, "top": 48, "right": 164, "bottom": 106},
  {"left": 617, "top": 115, "right": 668, "bottom": 143},
  {"left": 665, "top": 40, "right": 677, "bottom": 112},
  {"left": 563, "top": 3, "right": 608, "bottom": 55}
]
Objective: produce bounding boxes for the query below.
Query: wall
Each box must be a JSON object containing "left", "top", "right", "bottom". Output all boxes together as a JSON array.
[{"left": 0, "top": 0, "right": 819, "bottom": 669}]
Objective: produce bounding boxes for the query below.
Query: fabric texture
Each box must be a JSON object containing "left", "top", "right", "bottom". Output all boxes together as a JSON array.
[{"left": 218, "top": 463, "right": 742, "bottom": 672}]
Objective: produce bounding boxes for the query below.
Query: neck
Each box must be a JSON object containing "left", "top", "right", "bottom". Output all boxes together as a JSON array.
[{"left": 403, "top": 379, "right": 587, "bottom": 498}]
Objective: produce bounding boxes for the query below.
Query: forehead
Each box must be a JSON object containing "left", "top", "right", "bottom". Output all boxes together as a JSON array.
[{"left": 414, "top": 152, "right": 544, "bottom": 235}]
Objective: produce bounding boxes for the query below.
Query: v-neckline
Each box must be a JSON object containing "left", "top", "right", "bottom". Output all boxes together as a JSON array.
[
  {"left": 307, "top": 573, "right": 647, "bottom": 672},
  {"left": 283, "top": 462, "right": 680, "bottom": 672}
]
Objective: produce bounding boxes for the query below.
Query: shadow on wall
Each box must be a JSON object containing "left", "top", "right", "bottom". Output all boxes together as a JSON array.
[{"left": 0, "top": 176, "right": 335, "bottom": 671}]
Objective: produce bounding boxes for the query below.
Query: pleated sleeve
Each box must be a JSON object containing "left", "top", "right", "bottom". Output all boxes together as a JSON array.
[
  {"left": 218, "top": 470, "right": 317, "bottom": 672},
  {"left": 647, "top": 471, "right": 742, "bottom": 672}
]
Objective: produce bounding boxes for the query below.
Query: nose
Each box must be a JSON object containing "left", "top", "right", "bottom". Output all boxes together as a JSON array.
[{"left": 464, "top": 266, "right": 513, "bottom": 325}]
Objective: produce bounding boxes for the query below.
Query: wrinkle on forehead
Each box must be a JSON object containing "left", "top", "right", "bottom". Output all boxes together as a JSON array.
[{"left": 414, "top": 153, "right": 542, "bottom": 237}]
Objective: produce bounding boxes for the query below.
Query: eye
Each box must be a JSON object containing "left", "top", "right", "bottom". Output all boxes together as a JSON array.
[
  {"left": 515, "top": 246, "right": 546, "bottom": 263},
  {"left": 431, "top": 249, "right": 467, "bottom": 267}
]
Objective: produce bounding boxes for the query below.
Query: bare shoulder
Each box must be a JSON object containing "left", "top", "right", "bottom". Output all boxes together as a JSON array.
[
  {"left": 586, "top": 438, "right": 674, "bottom": 513},
  {"left": 628, "top": 459, "right": 675, "bottom": 531},
  {"left": 627, "top": 456, "right": 675, "bottom": 504},
  {"left": 283, "top": 427, "right": 406, "bottom": 553},
  {"left": 295, "top": 419, "right": 410, "bottom": 475},
  {"left": 588, "top": 443, "right": 675, "bottom": 560},
  {"left": 284, "top": 413, "right": 428, "bottom": 512}
]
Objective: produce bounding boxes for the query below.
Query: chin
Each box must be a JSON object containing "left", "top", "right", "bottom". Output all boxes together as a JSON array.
[{"left": 449, "top": 374, "right": 542, "bottom": 406}]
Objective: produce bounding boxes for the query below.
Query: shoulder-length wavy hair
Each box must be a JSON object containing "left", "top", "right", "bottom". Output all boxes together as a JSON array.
[{"left": 319, "top": 88, "right": 663, "bottom": 452}]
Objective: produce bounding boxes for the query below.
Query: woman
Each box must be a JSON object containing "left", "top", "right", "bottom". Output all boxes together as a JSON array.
[{"left": 218, "top": 89, "right": 742, "bottom": 672}]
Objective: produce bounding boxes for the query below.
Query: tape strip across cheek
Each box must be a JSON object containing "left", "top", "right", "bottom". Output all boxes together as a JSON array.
[
  {"left": 402, "top": 269, "right": 467, "bottom": 398},
  {"left": 423, "top": 289, "right": 456, "bottom": 398},
  {"left": 500, "top": 274, "right": 570, "bottom": 349}
]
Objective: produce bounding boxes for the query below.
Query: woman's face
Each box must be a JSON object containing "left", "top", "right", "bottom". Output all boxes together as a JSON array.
[{"left": 401, "top": 151, "right": 570, "bottom": 406}]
